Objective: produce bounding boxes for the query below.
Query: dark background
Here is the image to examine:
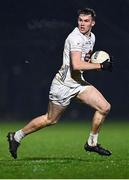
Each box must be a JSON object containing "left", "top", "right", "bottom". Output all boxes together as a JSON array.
[{"left": 0, "top": 0, "right": 129, "bottom": 120}]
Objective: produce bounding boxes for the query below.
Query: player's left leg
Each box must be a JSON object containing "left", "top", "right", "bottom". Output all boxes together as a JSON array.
[{"left": 76, "top": 85, "right": 111, "bottom": 156}]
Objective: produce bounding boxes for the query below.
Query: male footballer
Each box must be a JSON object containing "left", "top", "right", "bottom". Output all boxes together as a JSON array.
[{"left": 7, "top": 8, "right": 112, "bottom": 159}]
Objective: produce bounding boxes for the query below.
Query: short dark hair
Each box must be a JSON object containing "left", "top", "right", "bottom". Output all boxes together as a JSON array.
[{"left": 77, "top": 8, "right": 96, "bottom": 20}]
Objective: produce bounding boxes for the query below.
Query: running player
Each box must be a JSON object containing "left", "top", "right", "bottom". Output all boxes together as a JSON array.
[{"left": 7, "top": 8, "right": 112, "bottom": 159}]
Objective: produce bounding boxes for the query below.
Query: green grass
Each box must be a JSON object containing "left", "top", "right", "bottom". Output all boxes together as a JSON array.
[{"left": 0, "top": 120, "right": 129, "bottom": 179}]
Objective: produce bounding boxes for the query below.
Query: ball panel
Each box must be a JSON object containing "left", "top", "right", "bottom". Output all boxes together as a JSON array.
[{"left": 91, "top": 51, "right": 110, "bottom": 63}]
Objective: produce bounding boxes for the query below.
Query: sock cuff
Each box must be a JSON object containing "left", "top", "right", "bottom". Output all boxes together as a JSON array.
[{"left": 90, "top": 132, "right": 98, "bottom": 137}]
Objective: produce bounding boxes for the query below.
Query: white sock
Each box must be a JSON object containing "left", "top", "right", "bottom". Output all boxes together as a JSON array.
[
  {"left": 88, "top": 132, "right": 98, "bottom": 146},
  {"left": 14, "top": 130, "right": 25, "bottom": 143}
]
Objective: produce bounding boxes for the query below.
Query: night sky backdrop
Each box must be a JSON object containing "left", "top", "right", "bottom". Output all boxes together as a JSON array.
[{"left": 0, "top": 0, "right": 129, "bottom": 120}]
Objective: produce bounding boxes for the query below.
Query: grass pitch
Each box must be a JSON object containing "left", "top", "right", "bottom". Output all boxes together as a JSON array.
[{"left": 0, "top": 120, "right": 129, "bottom": 179}]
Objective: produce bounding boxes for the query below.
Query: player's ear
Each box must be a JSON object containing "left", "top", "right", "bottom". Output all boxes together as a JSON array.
[{"left": 91, "top": 21, "right": 95, "bottom": 27}]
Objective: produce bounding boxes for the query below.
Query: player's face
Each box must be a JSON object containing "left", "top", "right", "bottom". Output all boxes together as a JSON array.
[{"left": 78, "top": 14, "right": 95, "bottom": 35}]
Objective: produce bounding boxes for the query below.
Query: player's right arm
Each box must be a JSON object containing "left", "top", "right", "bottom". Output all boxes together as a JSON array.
[{"left": 71, "top": 51, "right": 101, "bottom": 71}]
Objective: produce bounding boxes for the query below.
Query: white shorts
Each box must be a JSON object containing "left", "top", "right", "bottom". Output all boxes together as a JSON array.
[{"left": 49, "top": 78, "right": 90, "bottom": 107}]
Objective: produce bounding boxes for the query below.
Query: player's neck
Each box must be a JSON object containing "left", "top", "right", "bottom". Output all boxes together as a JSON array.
[{"left": 84, "top": 30, "right": 91, "bottom": 37}]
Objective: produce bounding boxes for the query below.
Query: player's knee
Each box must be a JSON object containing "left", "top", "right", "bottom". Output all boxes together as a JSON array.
[
  {"left": 45, "top": 114, "right": 58, "bottom": 126},
  {"left": 50, "top": 120, "right": 58, "bottom": 125},
  {"left": 101, "top": 102, "right": 111, "bottom": 115},
  {"left": 46, "top": 119, "right": 58, "bottom": 126}
]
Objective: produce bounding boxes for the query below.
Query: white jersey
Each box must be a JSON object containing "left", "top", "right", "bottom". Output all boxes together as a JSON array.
[{"left": 55, "top": 27, "right": 95, "bottom": 87}]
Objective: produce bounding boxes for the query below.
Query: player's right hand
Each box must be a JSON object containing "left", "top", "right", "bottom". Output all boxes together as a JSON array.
[{"left": 100, "top": 59, "right": 113, "bottom": 72}]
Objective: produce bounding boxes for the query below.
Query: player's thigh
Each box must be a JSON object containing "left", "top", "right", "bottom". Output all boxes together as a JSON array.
[
  {"left": 76, "top": 85, "right": 110, "bottom": 112},
  {"left": 47, "top": 101, "right": 67, "bottom": 121}
]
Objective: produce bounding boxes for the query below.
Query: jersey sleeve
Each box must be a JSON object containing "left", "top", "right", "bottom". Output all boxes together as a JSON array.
[{"left": 69, "top": 35, "right": 83, "bottom": 52}]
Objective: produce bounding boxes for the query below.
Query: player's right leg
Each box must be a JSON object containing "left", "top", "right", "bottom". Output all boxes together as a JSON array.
[{"left": 7, "top": 101, "right": 66, "bottom": 159}]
